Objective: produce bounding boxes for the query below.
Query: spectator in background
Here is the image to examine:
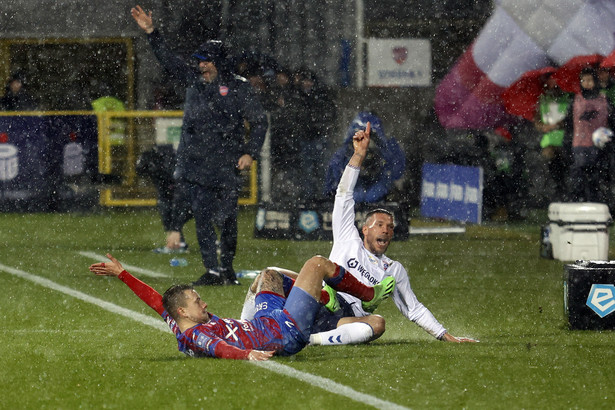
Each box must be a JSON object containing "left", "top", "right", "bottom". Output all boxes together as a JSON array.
[
  {"left": 268, "top": 65, "right": 305, "bottom": 205},
  {"left": 0, "top": 71, "right": 37, "bottom": 111},
  {"left": 136, "top": 145, "right": 192, "bottom": 254},
  {"left": 152, "top": 78, "right": 184, "bottom": 110},
  {"left": 295, "top": 67, "right": 336, "bottom": 203},
  {"left": 567, "top": 67, "right": 615, "bottom": 203},
  {"left": 131, "top": 5, "right": 267, "bottom": 286},
  {"left": 91, "top": 83, "right": 128, "bottom": 176},
  {"left": 324, "top": 111, "right": 405, "bottom": 203},
  {"left": 90, "top": 83, "right": 126, "bottom": 112},
  {"left": 598, "top": 67, "right": 615, "bottom": 105},
  {"left": 145, "top": 78, "right": 192, "bottom": 254},
  {"left": 482, "top": 126, "right": 528, "bottom": 221},
  {"left": 533, "top": 73, "right": 571, "bottom": 201}
]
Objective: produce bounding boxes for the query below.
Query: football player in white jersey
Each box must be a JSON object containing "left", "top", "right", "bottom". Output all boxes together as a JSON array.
[
  {"left": 241, "top": 122, "right": 477, "bottom": 345},
  {"left": 312, "top": 121, "right": 476, "bottom": 344}
]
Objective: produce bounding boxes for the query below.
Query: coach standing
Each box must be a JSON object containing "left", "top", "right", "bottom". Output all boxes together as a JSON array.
[{"left": 131, "top": 5, "right": 267, "bottom": 285}]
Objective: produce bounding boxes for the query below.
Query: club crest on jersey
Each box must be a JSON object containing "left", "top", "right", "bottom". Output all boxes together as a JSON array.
[
  {"left": 196, "top": 333, "right": 209, "bottom": 348},
  {"left": 219, "top": 85, "right": 229, "bottom": 96},
  {"left": 383, "top": 261, "right": 390, "bottom": 270}
]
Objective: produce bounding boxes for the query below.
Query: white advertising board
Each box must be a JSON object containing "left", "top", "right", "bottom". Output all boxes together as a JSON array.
[{"left": 367, "top": 38, "right": 431, "bottom": 87}]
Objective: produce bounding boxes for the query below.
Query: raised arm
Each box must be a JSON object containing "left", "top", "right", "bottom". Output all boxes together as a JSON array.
[
  {"left": 131, "top": 5, "right": 154, "bottom": 34},
  {"left": 130, "top": 4, "right": 192, "bottom": 83},
  {"left": 348, "top": 121, "right": 371, "bottom": 168},
  {"left": 89, "top": 253, "right": 164, "bottom": 315},
  {"left": 331, "top": 123, "right": 371, "bottom": 242}
]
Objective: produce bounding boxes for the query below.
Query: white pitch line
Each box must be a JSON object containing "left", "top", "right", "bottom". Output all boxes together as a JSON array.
[
  {"left": 0, "top": 263, "right": 169, "bottom": 333},
  {"left": 255, "top": 361, "right": 409, "bottom": 410},
  {"left": 78, "top": 251, "right": 169, "bottom": 278},
  {"left": 1, "top": 263, "right": 409, "bottom": 410}
]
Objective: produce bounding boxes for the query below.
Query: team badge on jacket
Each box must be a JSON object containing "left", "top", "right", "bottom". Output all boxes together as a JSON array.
[{"left": 219, "top": 86, "right": 229, "bottom": 96}]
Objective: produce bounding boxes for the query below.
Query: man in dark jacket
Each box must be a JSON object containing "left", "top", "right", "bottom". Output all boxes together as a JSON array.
[
  {"left": 132, "top": 5, "right": 268, "bottom": 285},
  {"left": 0, "top": 71, "right": 37, "bottom": 111}
]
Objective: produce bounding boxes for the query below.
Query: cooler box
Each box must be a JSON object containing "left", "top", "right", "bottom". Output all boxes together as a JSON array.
[
  {"left": 564, "top": 261, "right": 615, "bottom": 330},
  {"left": 548, "top": 202, "right": 611, "bottom": 261}
]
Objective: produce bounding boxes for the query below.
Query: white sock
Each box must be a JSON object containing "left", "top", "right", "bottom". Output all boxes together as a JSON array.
[
  {"left": 309, "top": 322, "right": 374, "bottom": 346},
  {"left": 240, "top": 289, "right": 257, "bottom": 320}
]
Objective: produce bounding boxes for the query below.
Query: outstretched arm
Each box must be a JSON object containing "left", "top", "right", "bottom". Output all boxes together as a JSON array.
[
  {"left": 89, "top": 253, "right": 164, "bottom": 315},
  {"left": 440, "top": 332, "right": 479, "bottom": 343},
  {"left": 213, "top": 341, "right": 274, "bottom": 361}
]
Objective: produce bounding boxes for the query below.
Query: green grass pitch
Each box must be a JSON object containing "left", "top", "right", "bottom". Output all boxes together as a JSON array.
[{"left": 1, "top": 207, "right": 614, "bottom": 409}]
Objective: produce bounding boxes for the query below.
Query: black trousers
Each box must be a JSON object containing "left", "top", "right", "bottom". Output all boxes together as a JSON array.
[{"left": 187, "top": 181, "right": 239, "bottom": 271}]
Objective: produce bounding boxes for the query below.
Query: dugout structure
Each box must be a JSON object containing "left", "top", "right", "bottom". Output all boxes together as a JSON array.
[{"left": 96, "top": 110, "right": 258, "bottom": 206}]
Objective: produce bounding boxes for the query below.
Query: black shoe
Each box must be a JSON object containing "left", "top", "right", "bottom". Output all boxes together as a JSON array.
[
  {"left": 192, "top": 270, "right": 224, "bottom": 286},
  {"left": 219, "top": 267, "right": 240, "bottom": 286}
]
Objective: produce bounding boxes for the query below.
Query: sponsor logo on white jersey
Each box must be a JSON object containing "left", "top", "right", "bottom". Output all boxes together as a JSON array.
[{"left": 346, "top": 258, "right": 379, "bottom": 285}]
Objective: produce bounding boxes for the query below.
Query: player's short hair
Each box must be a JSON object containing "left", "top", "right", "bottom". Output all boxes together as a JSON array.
[
  {"left": 162, "top": 284, "right": 194, "bottom": 321},
  {"left": 364, "top": 208, "right": 395, "bottom": 227}
]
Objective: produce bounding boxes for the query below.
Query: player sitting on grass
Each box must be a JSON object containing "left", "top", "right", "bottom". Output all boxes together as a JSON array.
[
  {"left": 241, "top": 121, "right": 478, "bottom": 345},
  {"left": 89, "top": 253, "right": 395, "bottom": 360}
]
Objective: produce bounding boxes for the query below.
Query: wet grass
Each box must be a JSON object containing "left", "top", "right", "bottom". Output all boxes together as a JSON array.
[{"left": 1, "top": 207, "right": 613, "bottom": 409}]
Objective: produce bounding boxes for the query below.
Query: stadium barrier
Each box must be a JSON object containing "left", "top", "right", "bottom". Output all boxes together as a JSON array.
[
  {"left": 254, "top": 201, "right": 409, "bottom": 240},
  {"left": 0, "top": 111, "right": 258, "bottom": 210}
]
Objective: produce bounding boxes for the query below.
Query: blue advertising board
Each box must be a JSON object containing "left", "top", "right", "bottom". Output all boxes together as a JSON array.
[
  {"left": 0, "top": 114, "right": 98, "bottom": 211},
  {"left": 420, "top": 163, "right": 483, "bottom": 224},
  {"left": 0, "top": 116, "right": 50, "bottom": 210}
]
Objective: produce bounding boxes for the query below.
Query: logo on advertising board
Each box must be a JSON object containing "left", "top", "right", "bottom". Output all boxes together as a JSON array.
[
  {"left": 586, "top": 284, "right": 615, "bottom": 318},
  {"left": 367, "top": 38, "right": 431, "bottom": 87},
  {"left": 0, "top": 143, "right": 18, "bottom": 181},
  {"left": 392, "top": 47, "right": 408, "bottom": 65},
  {"left": 298, "top": 210, "right": 319, "bottom": 234}
]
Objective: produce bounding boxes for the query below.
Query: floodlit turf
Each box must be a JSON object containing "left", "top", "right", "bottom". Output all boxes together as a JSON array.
[{"left": 1, "top": 207, "right": 614, "bottom": 409}]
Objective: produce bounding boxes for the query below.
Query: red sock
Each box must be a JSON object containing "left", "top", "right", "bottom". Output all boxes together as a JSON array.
[
  {"left": 325, "top": 264, "right": 374, "bottom": 301},
  {"left": 320, "top": 288, "right": 330, "bottom": 305}
]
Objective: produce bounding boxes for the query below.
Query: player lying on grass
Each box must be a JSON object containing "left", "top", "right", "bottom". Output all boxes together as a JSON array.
[
  {"left": 241, "top": 267, "right": 387, "bottom": 345},
  {"left": 241, "top": 122, "right": 477, "bottom": 345},
  {"left": 89, "top": 253, "right": 395, "bottom": 360}
]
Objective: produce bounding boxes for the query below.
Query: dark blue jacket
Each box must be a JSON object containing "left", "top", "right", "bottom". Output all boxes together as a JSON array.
[
  {"left": 147, "top": 30, "right": 267, "bottom": 187},
  {"left": 324, "top": 112, "right": 406, "bottom": 203}
]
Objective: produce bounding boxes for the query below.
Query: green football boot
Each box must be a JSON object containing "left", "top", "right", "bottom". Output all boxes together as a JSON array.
[
  {"left": 362, "top": 276, "right": 396, "bottom": 313},
  {"left": 323, "top": 284, "right": 340, "bottom": 312}
]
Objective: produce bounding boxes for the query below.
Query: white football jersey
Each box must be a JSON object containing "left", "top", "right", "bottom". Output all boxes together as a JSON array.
[{"left": 329, "top": 165, "right": 446, "bottom": 339}]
